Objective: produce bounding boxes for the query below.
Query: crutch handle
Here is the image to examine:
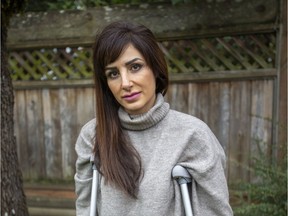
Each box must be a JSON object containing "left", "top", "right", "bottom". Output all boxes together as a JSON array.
[
  {"left": 172, "top": 165, "right": 192, "bottom": 184},
  {"left": 172, "top": 165, "right": 193, "bottom": 216}
]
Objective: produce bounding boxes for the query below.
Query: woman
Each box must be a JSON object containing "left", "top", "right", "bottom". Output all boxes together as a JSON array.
[{"left": 74, "top": 21, "right": 233, "bottom": 216}]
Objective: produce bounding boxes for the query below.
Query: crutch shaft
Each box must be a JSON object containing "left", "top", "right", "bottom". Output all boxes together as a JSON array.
[
  {"left": 180, "top": 183, "right": 193, "bottom": 216},
  {"left": 90, "top": 167, "right": 98, "bottom": 216}
]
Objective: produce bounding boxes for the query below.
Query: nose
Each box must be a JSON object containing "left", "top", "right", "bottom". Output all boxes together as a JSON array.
[{"left": 121, "top": 71, "right": 132, "bottom": 90}]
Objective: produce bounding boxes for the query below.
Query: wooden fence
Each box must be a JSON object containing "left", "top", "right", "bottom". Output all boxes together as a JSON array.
[
  {"left": 9, "top": 0, "right": 286, "bottom": 185},
  {"left": 13, "top": 73, "right": 275, "bottom": 184},
  {"left": 14, "top": 86, "right": 95, "bottom": 180}
]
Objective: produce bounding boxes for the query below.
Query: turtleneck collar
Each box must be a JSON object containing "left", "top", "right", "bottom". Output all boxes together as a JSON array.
[{"left": 118, "top": 93, "right": 170, "bottom": 131}]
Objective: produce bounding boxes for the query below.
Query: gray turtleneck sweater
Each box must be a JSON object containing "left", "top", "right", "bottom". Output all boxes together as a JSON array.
[{"left": 74, "top": 94, "right": 233, "bottom": 216}]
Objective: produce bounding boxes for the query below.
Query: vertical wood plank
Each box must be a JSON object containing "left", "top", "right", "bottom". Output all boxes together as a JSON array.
[
  {"left": 14, "top": 90, "right": 29, "bottom": 179},
  {"left": 228, "top": 81, "right": 251, "bottom": 182},
  {"left": 59, "top": 88, "right": 77, "bottom": 179},
  {"left": 218, "top": 82, "right": 230, "bottom": 179},
  {"left": 76, "top": 88, "right": 95, "bottom": 132},
  {"left": 208, "top": 82, "right": 220, "bottom": 136},
  {"left": 262, "top": 80, "right": 273, "bottom": 155},
  {"left": 250, "top": 80, "right": 264, "bottom": 156},
  {"left": 187, "top": 83, "right": 198, "bottom": 116},
  {"left": 167, "top": 83, "right": 189, "bottom": 113},
  {"left": 48, "top": 89, "right": 63, "bottom": 179},
  {"left": 250, "top": 80, "right": 274, "bottom": 182},
  {"left": 250, "top": 80, "right": 273, "bottom": 159},
  {"left": 42, "top": 89, "right": 53, "bottom": 178},
  {"left": 26, "top": 89, "right": 45, "bottom": 179},
  {"left": 241, "top": 81, "right": 252, "bottom": 182},
  {"left": 196, "top": 83, "right": 209, "bottom": 123}
]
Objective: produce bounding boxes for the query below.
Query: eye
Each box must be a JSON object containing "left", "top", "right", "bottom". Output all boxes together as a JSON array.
[
  {"left": 106, "top": 70, "right": 119, "bottom": 79},
  {"left": 130, "top": 63, "right": 143, "bottom": 72}
]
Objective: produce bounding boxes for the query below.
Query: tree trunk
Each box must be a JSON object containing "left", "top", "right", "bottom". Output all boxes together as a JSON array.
[{"left": 1, "top": 2, "right": 29, "bottom": 215}]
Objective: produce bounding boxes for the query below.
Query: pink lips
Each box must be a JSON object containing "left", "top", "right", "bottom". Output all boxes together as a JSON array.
[{"left": 123, "top": 92, "right": 140, "bottom": 101}]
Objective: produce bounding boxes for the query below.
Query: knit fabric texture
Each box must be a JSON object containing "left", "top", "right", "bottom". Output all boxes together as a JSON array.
[{"left": 74, "top": 93, "right": 233, "bottom": 216}]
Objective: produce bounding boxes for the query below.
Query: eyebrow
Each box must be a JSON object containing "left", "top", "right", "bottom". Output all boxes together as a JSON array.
[
  {"left": 105, "top": 58, "right": 143, "bottom": 70},
  {"left": 125, "top": 58, "right": 142, "bottom": 66}
]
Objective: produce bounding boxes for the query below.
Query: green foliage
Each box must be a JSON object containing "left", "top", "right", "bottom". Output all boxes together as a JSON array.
[
  {"left": 170, "top": 0, "right": 191, "bottom": 5},
  {"left": 25, "top": 0, "right": 193, "bottom": 11},
  {"left": 46, "top": 0, "right": 107, "bottom": 10},
  {"left": 2, "top": 0, "right": 28, "bottom": 26},
  {"left": 233, "top": 156, "right": 287, "bottom": 216}
]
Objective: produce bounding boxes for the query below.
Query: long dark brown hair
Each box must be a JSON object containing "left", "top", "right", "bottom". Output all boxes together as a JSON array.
[{"left": 92, "top": 21, "right": 169, "bottom": 198}]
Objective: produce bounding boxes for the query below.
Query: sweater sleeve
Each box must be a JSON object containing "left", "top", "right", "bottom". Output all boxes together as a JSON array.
[
  {"left": 74, "top": 119, "right": 96, "bottom": 216},
  {"left": 179, "top": 123, "right": 233, "bottom": 216}
]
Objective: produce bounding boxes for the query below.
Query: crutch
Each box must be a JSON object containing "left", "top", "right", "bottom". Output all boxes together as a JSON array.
[
  {"left": 90, "top": 155, "right": 99, "bottom": 216},
  {"left": 172, "top": 165, "right": 193, "bottom": 216}
]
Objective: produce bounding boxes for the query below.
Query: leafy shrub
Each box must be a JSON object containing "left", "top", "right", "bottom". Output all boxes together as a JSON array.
[{"left": 233, "top": 156, "right": 287, "bottom": 216}]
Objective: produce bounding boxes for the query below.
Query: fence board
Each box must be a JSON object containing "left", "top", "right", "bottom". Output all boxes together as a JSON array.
[
  {"left": 250, "top": 80, "right": 273, "bottom": 158},
  {"left": 228, "top": 81, "right": 251, "bottom": 182},
  {"left": 14, "top": 90, "right": 29, "bottom": 179},
  {"left": 42, "top": 89, "right": 54, "bottom": 178},
  {"left": 187, "top": 83, "right": 198, "bottom": 117},
  {"left": 166, "top": 83, "right": 189, "bottom": 113},
  {"left": 208, "top": 82, "right": 220, "bottom": 133},
  {"left": 26, "top": 90, "right": 45, "bottom": 179},
  {"left": 76, "top": 88, "right": 95, "bottom": 131},
  {"left": 218, "top": 83, "right": 231, "bottom": 178},
  {"left": 49, "top": 89, "right": 63, "bottom": 179},
  {"left": 196, "top": 83, "right": 210, "bottom": 123},
  {"left": 59, "top": 88, "right": 77, "bottom": 179}
]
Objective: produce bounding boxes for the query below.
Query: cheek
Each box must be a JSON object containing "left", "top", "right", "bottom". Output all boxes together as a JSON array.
[
  {"left": 147, "top": 73, "right": 156, "bottom": 89},
  {"left": 107, "top": 82, "right": 124, "bottom": 106},
  {"left": 107, "top": 81, "right": 118, "bottom": 96}
]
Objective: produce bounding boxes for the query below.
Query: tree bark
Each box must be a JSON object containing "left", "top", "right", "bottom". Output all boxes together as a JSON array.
[{"left": 1, "top": 1, "right": 29, "bottom": 215}]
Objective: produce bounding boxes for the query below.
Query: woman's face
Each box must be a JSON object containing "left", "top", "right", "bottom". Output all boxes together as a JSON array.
[{"left": 105, "top": 44, "right": 156, "bottom": 115}]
